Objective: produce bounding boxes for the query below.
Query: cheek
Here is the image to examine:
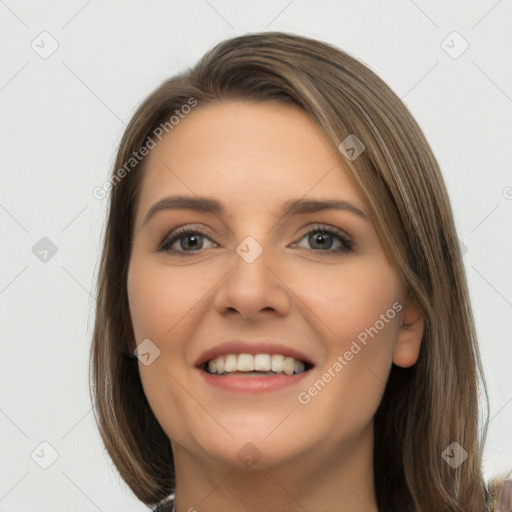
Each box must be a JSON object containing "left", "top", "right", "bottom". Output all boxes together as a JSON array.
[
  {"left": 296, "top": 257, "right": 402, "bottom": 347},
  {"left": 297, "top": 283, "right": 401, "bottom": 440},
  {"left": 297, "top": 258, "right": 402, "bottom": 422},
  {"left": 127, "top": 255, "right": 212, "bottom": 343},
  {"left": 127, "top": 256, "right": 210, "bottom": 441}
]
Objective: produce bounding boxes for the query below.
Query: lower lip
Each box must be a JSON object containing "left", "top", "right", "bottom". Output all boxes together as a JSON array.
[{"left": 198, "top": 368, "right": 311, "bottom": 393}]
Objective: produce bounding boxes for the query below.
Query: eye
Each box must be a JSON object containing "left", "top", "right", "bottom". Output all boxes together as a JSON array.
[
  {"left": 157, "top": 226, "right": 217, "bottom": 255},
  {"left": 291, "top": 225, "right": 353, "bottom": 254},
  {"left": 157, "top": 224, "right": 353, "bottom": 256}
]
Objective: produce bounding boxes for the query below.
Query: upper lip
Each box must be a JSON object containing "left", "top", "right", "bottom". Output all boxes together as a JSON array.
[{"left": 194, "top": 340, "right": 316, "bottom": 368}]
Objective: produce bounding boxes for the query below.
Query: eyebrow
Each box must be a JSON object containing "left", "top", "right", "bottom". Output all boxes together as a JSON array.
[{"left": 142, "top": 195, "right": 367, "bottom": 227}]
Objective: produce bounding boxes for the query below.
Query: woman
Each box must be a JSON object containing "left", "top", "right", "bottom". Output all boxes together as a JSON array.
[{"left": 90, "top": 31, "right": 507, "bottom": 511}]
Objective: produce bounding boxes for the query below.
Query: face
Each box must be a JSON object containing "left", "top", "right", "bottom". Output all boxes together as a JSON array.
[{"left": 127, "top": 100, "right": 422, "bottom": 472}]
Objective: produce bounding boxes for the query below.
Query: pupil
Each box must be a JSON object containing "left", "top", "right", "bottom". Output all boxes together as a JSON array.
[
  {"left": 310, "top": 232, "right": 332, "bottom": 249},
  {"left": 183, "top": 235, "right": 202, "bottom": 250}
]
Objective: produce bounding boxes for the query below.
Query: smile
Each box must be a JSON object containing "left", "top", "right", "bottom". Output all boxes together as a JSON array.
[
  {"left": 198, "top": 353, "right": 314, "bottom": 393},
  {"left": 203, "top": 353, "right": 312, "bottom": 376}
]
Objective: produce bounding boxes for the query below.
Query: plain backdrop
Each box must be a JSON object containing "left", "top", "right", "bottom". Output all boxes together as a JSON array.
[{"left": 1, "top": 1, "right": 511, "bottom": 510}]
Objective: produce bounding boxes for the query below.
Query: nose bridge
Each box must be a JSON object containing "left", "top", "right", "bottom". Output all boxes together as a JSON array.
[
  {"left": 227, "top": 209, "right": 290, "bottom": 282},
  {"left": 226, "top": 206, "right": 278, "bottom": 266},
  {"left": 230, "top": 232, "right": 275, "bottom": 288},
  {"left": 235, "top": 234, "right": 266, "bottom": 266},
  {"left": 213, "top": 230, "right": 290, "bottom": 318}
]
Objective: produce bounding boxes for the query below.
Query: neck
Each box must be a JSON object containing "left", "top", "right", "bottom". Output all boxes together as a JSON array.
[{"left": 171, "top": 423, "right": 378, "bottom": 512}]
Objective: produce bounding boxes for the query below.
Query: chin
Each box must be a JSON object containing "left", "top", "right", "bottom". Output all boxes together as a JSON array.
[{"left": 194, "top": 433, "right": 303, "bottom": 470}]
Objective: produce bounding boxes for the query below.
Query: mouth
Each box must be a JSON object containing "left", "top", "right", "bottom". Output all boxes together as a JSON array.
[
  {"left": 199, "top": 353, "right": 314, "bottom": 377},
  {"left": 194, "top": 340, "right": 316, "bottom": 392},
  {"left": 196, "top": 353, "right": 315, "bottom": 393}
]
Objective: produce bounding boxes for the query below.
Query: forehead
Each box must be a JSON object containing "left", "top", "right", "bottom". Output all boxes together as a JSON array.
[{"left": 136, "top": 101, "right": 364, "bottom": 220}]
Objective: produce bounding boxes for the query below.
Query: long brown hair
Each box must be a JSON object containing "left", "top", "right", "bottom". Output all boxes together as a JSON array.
[{"left": 89, "top": 31, "right": 496, "bottom": 511}]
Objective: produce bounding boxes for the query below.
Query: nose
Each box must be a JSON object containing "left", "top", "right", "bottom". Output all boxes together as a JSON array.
[{"left": 213, "top": 238, "right": 292, "bottom": 321}]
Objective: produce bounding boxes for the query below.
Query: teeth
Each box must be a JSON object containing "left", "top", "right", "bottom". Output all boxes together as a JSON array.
[
  {"left": 224, "top": 354, "right": 238, "bottom": 372},
  {"left": 294, "top": 360, "right": 305, "bottom": 374},
  {"left": 271, "top": 354, "right": 284, "bottom": 372},
  {"left": 204, "top": 353, "right": 309, "bottom": 375},
  {"left": 254, "top": 354, "right": 271, "bottom": 371},
  {"left": 237, "top": 354, "right": 254, "bottom": 371},
  {"left": 282, "top": 357, "right": 295, "bottom": 376},
  {"left": 207, "top": 359, "right": 217, "bottom": 373}
]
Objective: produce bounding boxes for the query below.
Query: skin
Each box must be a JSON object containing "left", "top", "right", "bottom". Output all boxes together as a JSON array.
[{"left": 127, "top": 101, "right": 424, "bottom": 512}]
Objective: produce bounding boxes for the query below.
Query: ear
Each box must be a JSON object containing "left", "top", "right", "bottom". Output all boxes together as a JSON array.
[{"left": 393, "top": 298, "right": 425, "bottom": 368}]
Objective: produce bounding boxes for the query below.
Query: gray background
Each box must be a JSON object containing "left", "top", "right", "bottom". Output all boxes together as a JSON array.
[{"left": 1, "top": 0, "right": 511, "bottom": 510}]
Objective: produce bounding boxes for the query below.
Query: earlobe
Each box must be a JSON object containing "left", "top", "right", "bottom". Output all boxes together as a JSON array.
[{"left": 392, "top": 300, "right": 425, "bottom": 368}]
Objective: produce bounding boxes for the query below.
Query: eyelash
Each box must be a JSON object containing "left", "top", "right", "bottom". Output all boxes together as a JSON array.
[{"left": 157, "top": 224, "right": 354, "bottom": 257}]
